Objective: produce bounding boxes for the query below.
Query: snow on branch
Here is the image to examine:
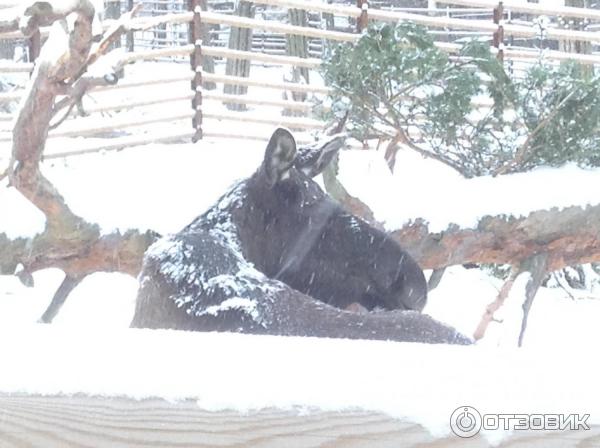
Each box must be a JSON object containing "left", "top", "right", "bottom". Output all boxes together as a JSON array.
[
  {"left": 392, "top": 203, "right": 600, "bottom": 273},
  {"left": 1, "top": 0, "right": 157, "bottom": 321}
]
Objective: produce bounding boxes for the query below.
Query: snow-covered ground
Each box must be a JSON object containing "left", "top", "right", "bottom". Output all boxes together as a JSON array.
[{"left": 1, "top": 61, "right": 600, "bottom": 442}]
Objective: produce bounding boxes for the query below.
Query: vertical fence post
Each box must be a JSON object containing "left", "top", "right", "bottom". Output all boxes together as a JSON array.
[
  {"left": 189, "top": 0, "right": 203, "bottom": 142},
  {"left": 492, "top": 1, "right": 504, "bottom": 62},
  {"left": 356, "top": 0, "right": 369, "bottom": 33},
  {"left": 127, "top": 0, "right": 135, "bottom": 52}
]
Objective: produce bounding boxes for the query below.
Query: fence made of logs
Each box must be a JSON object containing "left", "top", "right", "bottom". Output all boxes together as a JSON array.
[{"left": 1, "top": 0, "right": 600, "bottom": 159}]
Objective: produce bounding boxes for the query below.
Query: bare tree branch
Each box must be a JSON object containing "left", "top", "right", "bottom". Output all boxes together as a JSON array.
[
  {"left": 473, "top": 265, "right": 520, "bottom": 341},
  {"left": 427, "top": 267, "right": 446, "bottom": 292},
  {"left": 320, "top": 114, "right": 380, "bottom": 225},
  {"left": 51, "top": 3, "right": 143, "bottom": 120},
  {"left": 1, "top": 1, "right": 158, "bottom": 316},
  {"left": 39, "top": 274, "right": 85, "bottom": 323},
  {"left": 518, "top": 253, "right": 548, "bottom": 347}
]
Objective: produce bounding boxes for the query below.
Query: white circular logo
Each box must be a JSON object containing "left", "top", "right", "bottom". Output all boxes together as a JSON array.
[{"left": 450, "top": 406, "right": 482, "bottom": 438}]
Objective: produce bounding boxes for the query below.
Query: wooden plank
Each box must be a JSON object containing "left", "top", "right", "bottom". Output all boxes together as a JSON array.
[
  {"left": 201, "top": 11, "right": 358, "bottom": 42},
  {"left": 47, "top": 111, "right": 193, "bottom": 138},
  {"left": 42, "top": 130, "right": 196, "bottom": 159},
  {"left": 250, "top": 0, "right": 600, "bottom": 43},
  {"left": 0, "top": 91, "right": 20, "bottom": 103},
  {"left": 118, "top": 44, "right": 195, "bottom": 62},
  {"left": 2, "top": 1, "right": 599, "bottom": 43},
  {"left": 245, "top": 0, "right": 600, "bottom": 43},
  {"left": 502, "top": 46, "right": 600, "bottom": 65},
  {"left": 203, "top": 130, "right": 315, "bottom": 143},
  {"left": 105, "top": 42, "right": 530, "bottom": 93},
  {"left": 0, "top": 61, "right": 33, "bottom": 73},
  {"left": 82, "top": 93, "right": 195, "bottom": 114},
  {"left": 201, "top": 71, "right": 332, "bottom": 93},
  {"left": 202, "top": 45, "right": 322, "bottom": 68},
  {"left": 0, "top": 92, "right": 314, "bottom": 126},
  {"left": 116, "top": 44, "right": 323, "bottom": 68},
  {"left": 440, "top": 0, "right": 600, "bottom": 21},
  {"left": 0, "top": 394, "right": 598, "bottom": 447},
  {"left": 203, "top": 90, "right": 315, "bottom": 110},
  {"left": 93, "top": 74, "right": 194, "bottom": 91},
  {"left": 0, "top": 112, "right": 195, "bottom": 142},
  {"left": 0, "top": 109, "right": 324, "bottom": 145},
  {"left": 256, "top": 0, "right": 600, "bottom": 22},
  {"left": 204, "top": 110, "right": 326, "bottom": 129},
  {"left": 199, "top": 8, "right": 600, "bottom": 54},
  {"left": 365, "top": 8, "right": 600, "bottom": 42},
  {"left": 126, "top": 10, "right": 194, "bottom": 30}
]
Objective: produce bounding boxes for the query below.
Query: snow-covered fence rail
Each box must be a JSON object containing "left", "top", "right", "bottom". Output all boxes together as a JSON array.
[
  {"left": 194, "top": 7, "right": 600, "bottom": 66},
  {"left": 1, "top": 393, "right": 598, "bottom": 447},
  {"left": 1, "top": 328, "right": 599, "bottom": 447},
  {"left": 0, "top": 395, "right": 434, "bottom": 447},
  {"left": 441, "top": 0, "right": 600, "bottom": 21},
  {"left": 247, "top": 0, "right": 600, "bottom": 42}
]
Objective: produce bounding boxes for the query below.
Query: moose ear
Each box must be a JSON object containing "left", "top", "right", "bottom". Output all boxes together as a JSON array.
[
  {"left": 295, "top": 133, "right": 346, "bottom": 178},
  {"left": 263, "top": 128, "right": 297, "bottom": 187}
]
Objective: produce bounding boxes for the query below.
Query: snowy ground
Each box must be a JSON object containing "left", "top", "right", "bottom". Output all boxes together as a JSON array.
[{"left": 1, "top": 60, "right": 600, "bottom": 441}]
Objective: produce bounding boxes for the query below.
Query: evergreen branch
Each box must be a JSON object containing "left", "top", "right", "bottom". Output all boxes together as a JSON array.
[{"left": 494, "top": 88, "right": 578, "bottom": 176}]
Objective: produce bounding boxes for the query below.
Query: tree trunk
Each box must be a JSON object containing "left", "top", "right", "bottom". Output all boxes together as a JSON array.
[
  {"left": 126, "top": 0, "right": 134, "bottom": 51},
  {"left": 560, "top": 0, "right": 592, "bottom": 76},
  {"left": 286, "top": 8, "right": 309, "bottom": 82},
  {"left": 105, "top": 1, "right": 123, "bottom": 78},
  {"left": 224, "top": 1, "right": 254, "bottom": 111},
  {"left": 0, "top": 1, "right": 158, "bottom": 322},
  {"left": 282, "top": 8, "right": 309, "bottom": 118},
  {"left": 199, "top": 0, "right": 215, "bottom": 90},
  {"left": 0, "top": 39, "right": 16, "bottom": 60},
  {"left": 154, "top": 0, "right": 168, "bottom": 46}
]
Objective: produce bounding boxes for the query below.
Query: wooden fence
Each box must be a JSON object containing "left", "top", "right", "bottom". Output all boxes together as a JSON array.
[
  {"left": 1, "top": 394, "right": 598, "bottom": 447},
  {"left": 1, "top": 0, "right": 600, "bottom": 158}
]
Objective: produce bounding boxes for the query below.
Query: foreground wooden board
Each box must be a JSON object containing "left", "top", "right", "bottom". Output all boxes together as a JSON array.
[{"left": 0, "top": 395, "right": 598, "bottom": 447}]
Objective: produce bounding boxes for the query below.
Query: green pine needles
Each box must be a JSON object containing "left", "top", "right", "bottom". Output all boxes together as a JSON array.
[{"left": 321, "top": 22, "right": 600, "bottom": 177}]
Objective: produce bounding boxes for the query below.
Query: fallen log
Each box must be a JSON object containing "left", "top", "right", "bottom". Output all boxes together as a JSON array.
[{"left": 391, "top": 204, "right": 600, "bottom": 272}]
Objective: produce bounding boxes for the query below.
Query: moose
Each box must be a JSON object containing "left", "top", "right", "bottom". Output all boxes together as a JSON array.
[{"left": 131, "top": 128, "right": 471, "bottom": 344}]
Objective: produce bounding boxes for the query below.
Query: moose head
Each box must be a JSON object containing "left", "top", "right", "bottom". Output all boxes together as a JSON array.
[{"left": 131, "top": 128, "right": 471, "bottom": 344}]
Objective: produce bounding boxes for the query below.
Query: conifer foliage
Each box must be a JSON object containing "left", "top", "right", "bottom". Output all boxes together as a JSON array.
[{"left": 322, "top": 23, "right": 600, "bottom": 177}]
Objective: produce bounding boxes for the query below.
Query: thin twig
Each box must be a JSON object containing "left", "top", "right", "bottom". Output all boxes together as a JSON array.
[
  {"left": 494, "top": 89, "right": 578, "bottom": 175},
  {"left": 49, "top": 100, "right": 77, "bottom": 130},
  {"left": 553, "top": 271, "right": 577, "bottom": 300},
  {"left": 473, "top": 265, "right": 521, "bottom": 341},
  {"left": 39, "top": 274, "right": 85, "bottom": 323}
]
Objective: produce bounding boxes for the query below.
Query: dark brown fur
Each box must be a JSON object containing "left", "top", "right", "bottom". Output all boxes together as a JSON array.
[{"left": 131, "top": 129, "right": 471, "bottom": 344}]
